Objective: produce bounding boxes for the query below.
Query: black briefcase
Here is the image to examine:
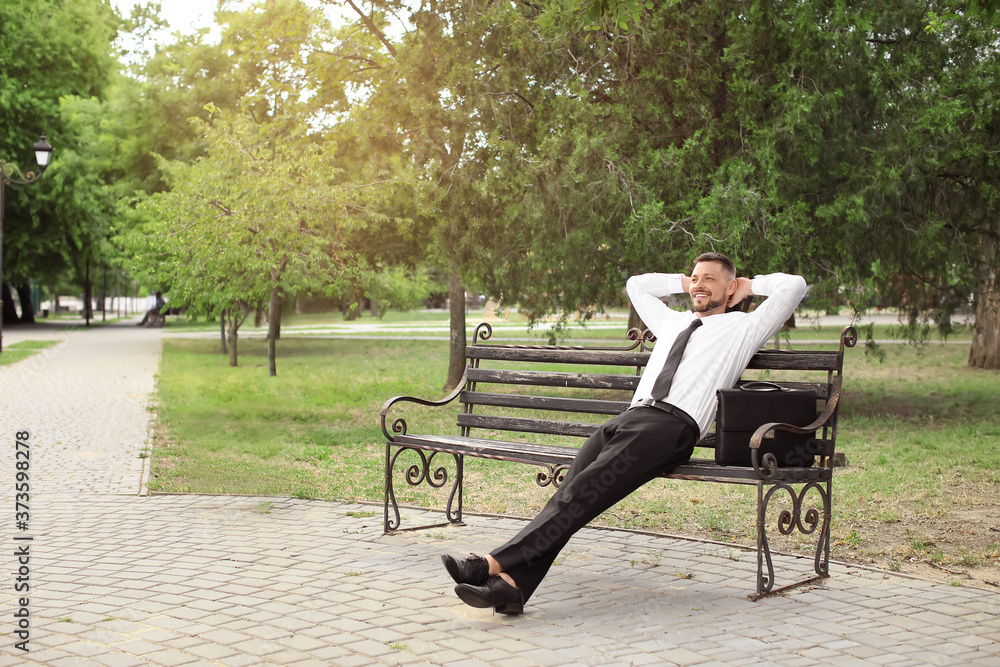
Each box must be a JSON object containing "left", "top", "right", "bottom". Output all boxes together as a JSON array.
[{"left": 715, "top": 382, "right": 817, "bottom": 467}]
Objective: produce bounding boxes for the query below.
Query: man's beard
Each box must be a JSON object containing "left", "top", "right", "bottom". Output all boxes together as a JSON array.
[{"left": 692, "top": 296, "right": 726, "bottom": 314}]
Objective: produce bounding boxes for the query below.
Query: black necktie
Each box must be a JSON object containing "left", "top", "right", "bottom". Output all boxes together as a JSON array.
[{"left": 650, "top": 318, "right": 702, "bottom": 400}]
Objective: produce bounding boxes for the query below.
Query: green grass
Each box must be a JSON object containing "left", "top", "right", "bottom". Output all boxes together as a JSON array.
[
  {"left": 151, "top": 337, "right": 454, "bottom": 502},
  {"left": 151, "top": 333, "right": 1000, "bottom": 572},
  {"left": 0, "top": 340, "right": 61, "bottom": 366}
]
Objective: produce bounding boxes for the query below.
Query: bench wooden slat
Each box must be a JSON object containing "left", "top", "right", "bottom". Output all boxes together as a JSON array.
[
  {"left": 467, "top": 368, "right": 640, "bottom": 391},
  {"left": 460, "top": 391, "right": 629, "bottom": 416},
  {"left": 457, "top": 413, "right": 598, "bottom": 438},
  {"left": 746, "top": 350, "right": 841, "bottom": 372},
  {"left": 668, "top": 459, "right": 832, "bottom": 483},
  {"left": 393, "top": 434, "right": 577, "bottom": 465},
  {"left": 468, "top": 346, "right": 650, "bottom": 366}
]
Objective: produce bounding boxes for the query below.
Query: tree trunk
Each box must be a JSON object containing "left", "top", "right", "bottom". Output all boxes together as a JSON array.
[
  {"left": 83, "top": 281, "right": 93, "bottom": 325},
  {"left": 102, "top": 264, "right": 108, "bottom": 321},
  {"left": 969, "top": 265, "right": 1000, "bottom": 370},
  {"left": 272, "top": 292, "right": 281, "bottom": 340},
  {"left": 445, "top": 268, "right": 466, "bottom": 391},
  {"left": 84, "top": 258, "right": 93, "bottom": 326},
  {"left": 16, "top": 282, "right": 35, "bottom": 323},
  {"left": 227, "top": 308, "right": 239, "bottom": 367},
  {"left": 267, "top": 286, "right": 281, "bottom": 377},
  {"left": 2, "top": 283, "right": 19, "bottom": 325},
  {"left": 220, "top": 310, "right": 227, "bottom": 355}
]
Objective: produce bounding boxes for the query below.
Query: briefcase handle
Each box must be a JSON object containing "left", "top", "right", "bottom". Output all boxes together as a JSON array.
[{"left": 739, "top": 381, "right": 788, "bottom": 392}]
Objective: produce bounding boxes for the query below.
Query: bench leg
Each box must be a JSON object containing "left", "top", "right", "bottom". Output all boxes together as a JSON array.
[
  {"left": 752, "top": 480, "right": 831, "bottom": 600},
  {"left": 384, "top": 442, "right": 397, "bottom": 532},
  {"left": 447, "top": 454, "right": 464, "bottom": 526},
  {"left": 383, "top": 443, "right": 464, "bottom": 533}
]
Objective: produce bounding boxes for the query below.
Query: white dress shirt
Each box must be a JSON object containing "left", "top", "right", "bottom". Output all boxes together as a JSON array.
[{"left": 626, "top": 272, "right": 807, "bottom": 438}]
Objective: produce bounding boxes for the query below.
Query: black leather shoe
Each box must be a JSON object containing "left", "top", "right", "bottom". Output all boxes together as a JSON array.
[
  {"left": 454, "top": 575, "right": 524, "bottom": 615},
  {"left": 441, "top": 553, "right": 489, "bottom": 585}
]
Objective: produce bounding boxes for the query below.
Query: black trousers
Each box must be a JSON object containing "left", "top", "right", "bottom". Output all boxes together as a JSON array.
[{"left": 490, "top": 406, "right": 698, "bottom": 602}]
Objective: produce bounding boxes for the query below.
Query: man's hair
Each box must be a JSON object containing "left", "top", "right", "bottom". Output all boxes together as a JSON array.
[{"left": 694, "top": 252, "right": 736, "bottom": 280}]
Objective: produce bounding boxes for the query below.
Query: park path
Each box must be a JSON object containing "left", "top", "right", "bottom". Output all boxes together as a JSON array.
[
  {"left": 1, "top": 319, "right": 999, "bottom": 666},
  {"left": 0, "top": 321, "right": 160, "bottom": 498}
]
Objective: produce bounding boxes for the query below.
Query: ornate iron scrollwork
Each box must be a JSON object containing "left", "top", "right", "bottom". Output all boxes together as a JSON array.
[
  {"left": 536, "top": 464, "right": 570, "bottom": 488},
  {"left": 752, "top": 450, "right": 780, "bottom": 480},
  {"left": 840, "top": 326, "right": 858, "bottom": 351},
  {"left": 474, "top": 322, "right": 493, "bottom": 343},
  {"left": 632, "top": 327, "right": 657, "bottom": 352},
  {"left": 755, "top": 481, "right": 831, "bottom": 597},
  {"left": 384, "top": 446, "right": 463, "bottom": 532}
]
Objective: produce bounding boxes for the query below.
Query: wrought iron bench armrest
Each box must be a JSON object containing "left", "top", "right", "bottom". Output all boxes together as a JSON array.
[{"left": 380, "top": 367, "right": 469, "bottom": 441}]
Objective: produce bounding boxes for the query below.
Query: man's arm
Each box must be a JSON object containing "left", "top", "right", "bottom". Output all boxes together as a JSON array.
[
  {"left": 739, "top": 273, "right": 807, "bottom": 347},
  {"left": 625, "top": 273, "right": 691, "bottom": 336}
]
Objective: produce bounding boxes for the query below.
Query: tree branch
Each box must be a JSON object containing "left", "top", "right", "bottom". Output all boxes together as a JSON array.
[
  {"left": 344, "top": 0, "right": 397, "bottom": 59},
  {"left": 196, "top": 194, "right": 234, "bottom": 217},
  {"left": 486, "top": 91, "right": 535, "bottom": 112}
]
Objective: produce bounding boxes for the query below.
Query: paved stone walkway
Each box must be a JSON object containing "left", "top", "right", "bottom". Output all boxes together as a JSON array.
[
  {"left": 1, "top": 321, "right": 159, "bottom": 497},
  {"left": 2, "top": 320, "right": 999, "bottom": 666}
]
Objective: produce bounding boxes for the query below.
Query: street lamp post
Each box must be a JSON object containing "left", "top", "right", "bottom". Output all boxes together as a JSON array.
[{"left": 0, "top": 135, "right": 54, "bottom": 354}]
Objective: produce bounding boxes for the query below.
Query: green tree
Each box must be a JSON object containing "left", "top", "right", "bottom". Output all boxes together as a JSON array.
[
  {"left": 859, "top": 4, "right": 1000, "bottom": 368},
  {"left": 122, "top": 110, "right": 356, "bottom": 373},
  {"left": 708, "top": 0, "right": 1000, "bottom": 367},
  {"left": 520, "top": 0, "right": 1000, "bottom": 370},
  {"left": 326, "top": 0, "right": 632, "bottom": 384},
  {"left": 114, "top": 0, "right": 379, "bottom": 365},
  {"left": 0, "top": 0, "right": 120, "bottom": 324}
]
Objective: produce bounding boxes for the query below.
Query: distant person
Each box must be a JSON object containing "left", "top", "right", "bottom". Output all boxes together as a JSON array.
[{"left": 137, "top": 292, "right": 166, "bottom": 326}]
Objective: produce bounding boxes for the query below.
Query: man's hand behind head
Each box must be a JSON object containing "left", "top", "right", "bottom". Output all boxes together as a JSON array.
[{"left": 727, "top": 277, "right": 754, "bottom": 309}]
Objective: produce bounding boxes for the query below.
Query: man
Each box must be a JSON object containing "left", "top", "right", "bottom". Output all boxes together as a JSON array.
[
  {"left": 440, "top": 252, "right": 807, "bottom": 615},
  {"left": 137, "top": 291, "right": 166, "bottom": 327}
]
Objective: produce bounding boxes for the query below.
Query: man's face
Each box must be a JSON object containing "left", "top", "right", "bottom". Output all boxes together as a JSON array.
[{"left": 689, "top": 261, "right": 735, "bottom": 316}]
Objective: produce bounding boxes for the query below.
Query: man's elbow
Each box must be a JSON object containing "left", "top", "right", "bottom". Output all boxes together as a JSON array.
[
  {"left": 791, "top": 275, "right": 807, "bottom": 303},
  {"left": 625, "top": 275, "right": 642, "bottom": 298}
]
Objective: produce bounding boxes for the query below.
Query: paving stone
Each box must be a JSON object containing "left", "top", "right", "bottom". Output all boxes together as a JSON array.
[
  {"left": 143, "top": 649, "right": 199, "bottom": 666},
  {"left": 488, "top": 658, "right": 537, "bottom": 667},
  {"left": 92, "top": 652, "right": 151, "bottom": 667},
  {"left": 48, "top": 658, "right": 106, "bottom": 667}
]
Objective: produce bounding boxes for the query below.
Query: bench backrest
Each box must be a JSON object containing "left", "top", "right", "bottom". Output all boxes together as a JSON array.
[{"left": 460, "top": 322, "right": 856, "bottom": 461}]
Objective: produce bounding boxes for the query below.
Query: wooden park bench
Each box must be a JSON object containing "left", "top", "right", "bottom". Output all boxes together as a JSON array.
[{"left": 380, "top": 322, "right": 857, "bottom": 599}]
